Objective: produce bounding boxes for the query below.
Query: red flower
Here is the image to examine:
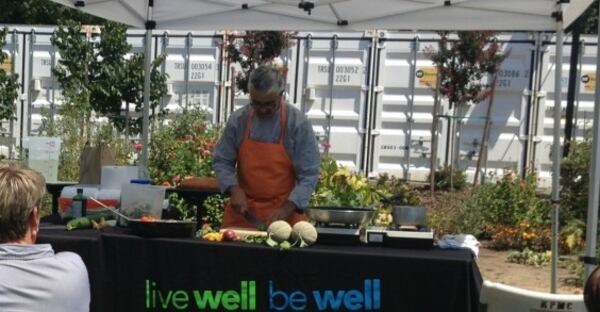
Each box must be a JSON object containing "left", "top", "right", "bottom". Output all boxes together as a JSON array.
[
  {"left": 172, "top": 175, "right": 181, "bottom": 184},
  {"left": 322, "top": 143, "right": 332, "bottom": 149},
  {"left": 134, "top": 143, "right": 143, "bottom": 151},
  {"left": 196, "top": 125, "right": 205, "bottom": 133}
]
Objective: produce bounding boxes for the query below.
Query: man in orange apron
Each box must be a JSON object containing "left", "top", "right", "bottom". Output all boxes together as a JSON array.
[{"left": 213, "top": 65, "right": 320, "bottom": 228}]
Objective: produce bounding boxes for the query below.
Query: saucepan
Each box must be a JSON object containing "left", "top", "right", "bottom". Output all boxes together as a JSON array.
[{"left": 380, "top": 194, "right": 427, "bottom": 227}]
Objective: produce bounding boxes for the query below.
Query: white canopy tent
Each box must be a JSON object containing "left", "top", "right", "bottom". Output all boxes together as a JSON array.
[{"left": 50, "top": 0, "right": 597, "bottom": 292}]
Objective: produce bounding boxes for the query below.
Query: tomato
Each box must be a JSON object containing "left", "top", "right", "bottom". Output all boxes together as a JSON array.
[
  {"left": 140, "top": 216, "right": 158, "bottom": 222},
  {"left": 222, "top": 229, "right": 239, "bottom": 241}
]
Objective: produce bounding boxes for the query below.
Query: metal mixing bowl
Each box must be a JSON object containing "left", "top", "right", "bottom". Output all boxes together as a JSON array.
[{"left": 306, "top": 207, "right": 375, "bottom": 226}]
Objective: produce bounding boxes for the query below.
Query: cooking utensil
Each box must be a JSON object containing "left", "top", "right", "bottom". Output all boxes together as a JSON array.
[
  {"left": 391, "top": 205, "right": 427, "bottom": 227},
  {"left": 244, "top": 211, "right": 267, "bottom": 231},
  {"left": 306, "top": 206, "right": 375, "bottom": 226},
  {"left": 379, "top": 194, "right": 427, "bottom": 227},
  {"left": 88, "top": 197, "right": 134, "bottom": 221}
]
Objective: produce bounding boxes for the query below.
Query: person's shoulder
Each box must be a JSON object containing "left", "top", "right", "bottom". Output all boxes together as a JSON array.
[
  {"left": 55, "top": 251, "right": 87, "bottom": 271},
  {"left": 228, "top": 104, "right": 251, "bottom": 123}
]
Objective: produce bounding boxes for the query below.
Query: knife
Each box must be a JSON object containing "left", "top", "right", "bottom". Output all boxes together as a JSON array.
[{"left": 243, "top": 211, "right": 267, "bottom": 231}]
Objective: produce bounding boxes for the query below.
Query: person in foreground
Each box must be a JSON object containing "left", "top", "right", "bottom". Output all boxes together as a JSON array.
[
  {"left": 214, "top": 65, "right": 320, "bottom": 228},
  {"left": 0, "top": 164, "right": 90, "bottom": 311},
  {"left": 585, "top": 266, "right": 600, "bottom": 312}
]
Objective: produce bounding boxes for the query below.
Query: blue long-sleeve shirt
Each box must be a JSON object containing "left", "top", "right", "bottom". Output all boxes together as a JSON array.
[{"left": 213, "top": 103, "right": 320, "bottom": 209}]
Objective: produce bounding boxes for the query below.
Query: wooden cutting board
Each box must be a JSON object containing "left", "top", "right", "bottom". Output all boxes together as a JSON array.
[{"left": 219, "top": 227, "right": 268, "bottom": 238}]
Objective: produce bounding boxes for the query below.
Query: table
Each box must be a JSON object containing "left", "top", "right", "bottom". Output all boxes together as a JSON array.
[{"left": 38, "top": 227, "right": 482, "bottom": 312}]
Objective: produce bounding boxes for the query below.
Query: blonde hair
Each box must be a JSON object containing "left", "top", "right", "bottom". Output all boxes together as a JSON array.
[{"left": 0, "top": 163, "right": 46, "bottom": 243}]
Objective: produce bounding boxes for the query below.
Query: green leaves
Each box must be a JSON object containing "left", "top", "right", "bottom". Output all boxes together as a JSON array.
[
  {"left": 51, "top": 21, "right": 168, "bottom": 136},
  {"left": 224, "top": 31, "right": 295, "bottom": 94},
  {"left": 0, "top": 27, "right": 19, "bottom": 122},
  {"left": 425, "top": 32, "right": 507, "bottom": 108}
]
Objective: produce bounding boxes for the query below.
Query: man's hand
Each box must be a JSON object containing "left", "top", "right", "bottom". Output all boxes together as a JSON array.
[
  {"left": 267, "top": 201, "right": 297, "bottom": 224},
  {"left": 229, "top": 185, "right": 248, "bottom": 214}
]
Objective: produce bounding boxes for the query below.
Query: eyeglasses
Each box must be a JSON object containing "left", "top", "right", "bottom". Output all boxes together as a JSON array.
[{"left": 250, "top": 92, "right": 283, "bottom": 110}]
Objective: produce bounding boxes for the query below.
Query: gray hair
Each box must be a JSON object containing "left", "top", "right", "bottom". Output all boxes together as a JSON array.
[{"left": 248, "top": 65, "right": 285, "bottom": 95}]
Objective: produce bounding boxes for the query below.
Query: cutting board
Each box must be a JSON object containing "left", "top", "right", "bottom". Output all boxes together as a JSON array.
[{"left": 219, "top": 227, "right": 268, "bottom": 238}]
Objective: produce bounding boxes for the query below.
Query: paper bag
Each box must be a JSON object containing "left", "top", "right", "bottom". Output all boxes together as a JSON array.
[{"left": 79, "top": 144, "right": 116, "bottom": 184}]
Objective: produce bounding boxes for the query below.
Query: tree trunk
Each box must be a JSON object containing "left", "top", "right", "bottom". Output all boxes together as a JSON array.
[
  {"left": 473, "top": 74, "right": 498, "bottom": 186},
  {"left": 430, "top": 70, "right": 442, "bottom": 196}
]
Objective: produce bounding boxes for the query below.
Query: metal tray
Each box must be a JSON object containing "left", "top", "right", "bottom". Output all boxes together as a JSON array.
[{"left": 306, "top": 207, "right": 375, "bottom": 226}]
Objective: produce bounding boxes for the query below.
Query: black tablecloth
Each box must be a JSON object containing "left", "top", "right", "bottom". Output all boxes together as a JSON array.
[{"left": 38, "top": 227, "right": 482, "bottom": 312}]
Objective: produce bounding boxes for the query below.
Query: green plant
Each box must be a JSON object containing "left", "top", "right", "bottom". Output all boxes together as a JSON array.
[
  {"left": 148, "top": 108, "right": 220, "bottom": 186},
  {"left": 488, "top": 223, "right": 552, "bottom": 251},
  {"left": 0, "top": 27, "right": 19, "bottom": 123},
  {"left": 561, "top": 137, "right": 591, "bottom": 222},
  {"left": 52, "top": 21, "right": 168, "bottom": 137},
  {"left": 426, "top": 190, "right": 469, "bottom": 237},
  {"left": 429, "top": 165, "right": 467, "bottom": 191},
  {"left": 202, "top": 194, "right": 227, "bottom": 230},
  {"left": 372, "top": 173, "right": 421, "bottom": 227},
  {"left": 167, "top": 192, "right": 194, "bottom": 221},
  {"left": 507, "top": 248, "right": 552, "bottom": 267},
  {"left": 561, "top": 219, "right": 586, "bottom": 253},
  {"left": 459, "top": 169, "right": 551, "bottom": 238},
  {"left": 43, "top": 108, "right": 131, "bottom": 181},
  {"left": 374, "top": 173, "right": 421, "bottom": 205},
  {"left": 224, "top": 31, "right": 295, "bottom": 93},
  {"left": 310, "top": 157, "right": 381, "bottom": 208}
]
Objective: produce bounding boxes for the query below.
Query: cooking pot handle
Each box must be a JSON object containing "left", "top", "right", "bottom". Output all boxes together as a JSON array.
[{"left": 380, "top": 193, "right": 404, "bottom": 204}]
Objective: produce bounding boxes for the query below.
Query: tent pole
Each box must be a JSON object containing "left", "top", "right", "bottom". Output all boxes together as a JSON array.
[
  {"left": 140, "top": 1, "right": 154, "bottom": 179},
  {"left": 551, "top": 19, "right": 564, "bottom": 294},
  {"left": 584, "top": 0, "right": 600, "bottom": 280}
]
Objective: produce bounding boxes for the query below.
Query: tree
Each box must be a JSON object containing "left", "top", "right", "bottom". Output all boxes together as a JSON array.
[
  {"left": 51, "top": 21, "right": 168, "bottom": 137},
  {"left": 0, "top": 27, "right": 19, "bottom": 123},
  {"left": 425, "top": 32, "right": 506, "bottom": 188},
  {"left": 582, "top": 0, "right": 598, "bottom": 34},
  {"left": 224, "top": 31, "right": 295, "bottom": 94},
  {"left": 0, "top": 0, "right": 104, "bottom": 25}
]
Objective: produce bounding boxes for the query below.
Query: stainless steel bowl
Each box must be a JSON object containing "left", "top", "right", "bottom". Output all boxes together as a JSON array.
[
  {"left": 306, "top": 207, "right": 375, "bottom": 226},
  {"left": 391, "top": 205, "right": 427, "bottom": 227}
]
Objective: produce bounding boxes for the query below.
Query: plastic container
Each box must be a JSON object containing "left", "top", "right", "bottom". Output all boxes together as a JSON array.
[
  {"left": 23, "top": 136, "right": 61, "bottom": 182},
  {"left": 119, "top": 183, "right": 166, "bottom": 225},
  {"left": 130, "top": 179, "right": 151, "bottom": 185},
  {"left": 101, "top": 166, "right": 138, "bottom": 190}
]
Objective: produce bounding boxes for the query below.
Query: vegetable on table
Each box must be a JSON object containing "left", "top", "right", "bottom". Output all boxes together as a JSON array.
[
  {"left": 291, "top": 221, "right": 318, "bottom": 247},
  {"left": 267, "top": 221, "right": 292, "bottom": 243}
]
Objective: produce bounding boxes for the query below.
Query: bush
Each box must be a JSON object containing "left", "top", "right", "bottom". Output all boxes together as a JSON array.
[
  {"left": 374, "top": 173, "right": 420, "bottom": 206},
  {"left": 372, "top": 173, "right": 421, "bottom": 227},
  {"left": 507, "top": 248, "right": 552, "bottom": 267},
  {"left": 202, "top": 194, "right": 227, "bottom": 230},
  {"left": 148, "top": 108, "right": 221, "bottom": 186},
  {"left": 430, "top": 165, "right": 467, "bottom": 191},
  {"left": 458, "top": 169, "right": 552, "bottom": 238},
  {"left": 426, "top": 191, "right": 469, "bottom": 237},
  {"left": 561, "top": 137, "right": 591, "bottom": 222},
  {"left": 488, "top": 223, "right": 552, "bottom": 251}
]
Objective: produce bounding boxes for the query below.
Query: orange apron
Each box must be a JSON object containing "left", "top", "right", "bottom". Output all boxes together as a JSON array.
[{"left": 221, "top": 102, "right": 306, "bottom": 228}]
